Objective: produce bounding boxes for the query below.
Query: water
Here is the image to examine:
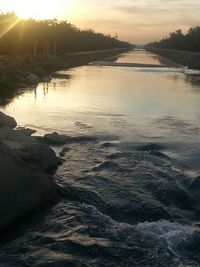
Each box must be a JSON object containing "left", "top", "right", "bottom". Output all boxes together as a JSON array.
[
  {"left": 115, "top": 49, "right": 172, "bottom": 65},
  {"left": 1, "top": 50, "right": 200, "bottom": 266}
]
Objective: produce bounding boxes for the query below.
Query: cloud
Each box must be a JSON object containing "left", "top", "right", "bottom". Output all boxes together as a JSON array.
[{"left": 80, "top": 0, "right": 200, "bottom": 44}]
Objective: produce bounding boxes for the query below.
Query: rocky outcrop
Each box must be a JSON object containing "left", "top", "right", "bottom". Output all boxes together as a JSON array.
[
  {"left": 0, "top": 111, "right": 17, "bottom": 128},
  {"left": 0, "top": 112, "right": 60, "bottom": 231},
  {"left": 0, "top": 143, "right": 56, "bottom": 231},
  {"left": 0, "top": 112, "right": 97, "bottom": 231}
]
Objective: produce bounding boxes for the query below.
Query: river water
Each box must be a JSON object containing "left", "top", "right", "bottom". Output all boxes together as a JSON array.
[{"left": 1, "top": 50, "right": 200, "bottom": 266}]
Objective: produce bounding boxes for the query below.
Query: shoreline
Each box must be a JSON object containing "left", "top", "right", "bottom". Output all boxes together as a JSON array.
[
  {"left": 147, "top": 48, "right": 200, "bottom": 70},
  {"left": 0, "top": 47, "right": 131, "bottom": 106},
  {"left": 0, "top": 112, "right": 60, "bottom": 232},
  {"left": 0, "top": 47, "right": 131, "bottom": 231},
  {"left": 0, "top": 111, "right": 96, "bottom": 233}
]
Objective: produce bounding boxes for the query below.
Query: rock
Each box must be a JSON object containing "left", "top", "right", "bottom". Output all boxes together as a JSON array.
[
  {"left": 0, "top": 126, "right": 36, "bottom": 149},
  {"left": 17, "top": 83, "right": 27, "bottom": 88},
  {"left": 0, "top": 119, "right": 61, "bottom": 230},
  {"left": 42, "top": 75, "right": 52, "bottom": 83},
  {"left": 18, "top": 144, "right": 61, "bottom": 172},
  {"left": 43, "top": 132, "right": 96, "bottom": 145},
  {"left": 59, "top": 146, "right": 70, "bottom": 157},
  {"left": 0, "top": 112, "right": 17, "bottom": 129},
  {"left": 16, "top": 127, "right": 36, "bottom": 136},
  {"left": 0, "top": 127, "right": 60, "bottom": 172},
  {"left": 44, "top": 132, "right": 70, "bottom": 145},
  {"left": 26, "top": 73, "right": 39, "bottom": 84},
  {"left": 0, "top": 142, "right": 57, "bottom": 231}
]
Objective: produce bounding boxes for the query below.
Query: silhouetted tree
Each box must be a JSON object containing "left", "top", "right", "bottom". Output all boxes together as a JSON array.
[
  {"left": 147, "top": 27, "right": 200, "bottom": 52},
  {"left": 0, "top": 12, "right": 131, "bottom": 56}
]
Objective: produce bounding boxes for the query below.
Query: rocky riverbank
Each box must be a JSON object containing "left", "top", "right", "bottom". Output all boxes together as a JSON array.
[
  {"left": 0, "top": 48, "right": 131, "bottom": 106},
  {"left": 147, "top": 48, "right": 200, "bottom": 69},
  {"left": 0, "top": 110, "right": 100, "bottom": 232},
  {"left": 0, "top": 111, "right": 63, "bottom": 231}
]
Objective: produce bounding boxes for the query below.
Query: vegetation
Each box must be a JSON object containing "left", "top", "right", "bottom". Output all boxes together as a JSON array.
[
  {"left": 0, "top": 12, "right": 131, "bottom": 56},
  {"left": 0, "top": 12, "right": 132, "bottom": 104},
  {"left": 147, "top": 27, "right": 200, "bottom": 52}
]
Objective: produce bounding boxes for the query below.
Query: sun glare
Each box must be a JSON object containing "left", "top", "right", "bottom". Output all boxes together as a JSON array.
[{"left": 1, "top": 0, "right": 71, "bottom": 20}]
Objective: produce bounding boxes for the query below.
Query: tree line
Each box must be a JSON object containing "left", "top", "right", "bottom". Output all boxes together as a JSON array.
[
  {"left": 0, "top": 12, "right": 132, "bottom": 56},
  {"left": 147, "top": 26, "right": 200, "bottom": 52}
]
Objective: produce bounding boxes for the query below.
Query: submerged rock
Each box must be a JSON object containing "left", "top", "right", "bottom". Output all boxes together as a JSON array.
[
  {"left": 43, "top": 132, "right": 96, "bottom": 145},
  {"left": 0, "top": 111, "right": 17, "bottom": 129}
]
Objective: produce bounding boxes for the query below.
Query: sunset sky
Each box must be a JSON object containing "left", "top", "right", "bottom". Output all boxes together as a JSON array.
[{"left": 1, "top": 0, "right": 200, "bottom": 44}]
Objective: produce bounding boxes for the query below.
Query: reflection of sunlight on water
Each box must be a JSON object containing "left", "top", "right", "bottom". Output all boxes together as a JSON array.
[
  {"left": 1, "top": 50, "right": 200, "bottom": 168},
  {"left": 116, "top": 50, "right": 175, "bottom": 65}
]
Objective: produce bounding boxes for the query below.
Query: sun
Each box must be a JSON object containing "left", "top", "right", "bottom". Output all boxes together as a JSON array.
[
  {"left": 1, "top": 0, "right": 71, "bottom": 20},
  {"left": 15, "top": 0, "right": 69, "bottom": 20}
]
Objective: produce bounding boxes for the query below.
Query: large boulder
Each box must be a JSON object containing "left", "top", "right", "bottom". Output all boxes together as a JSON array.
[
  {"left": 0, "top": 113, "right": 64, "bottom": 230},
  {"left": 0, "top": 127, "right": 60, "bottom": 171},
  {"left": 18, "top": 144, "right": 61, "bottom": 172},
  {"left": 0, "top": 142, "right": 57, "bottom": 231},
  {"left": 0, "top": 112, "right": 17, "bottom": 129},
  {"left": 0, "top": 124, "right": 61, "bottom": 231}
]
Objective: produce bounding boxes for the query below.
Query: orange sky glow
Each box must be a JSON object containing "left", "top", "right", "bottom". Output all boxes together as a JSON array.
[{"left": 1, "top": 0, "right": 200, "bottom": 44}]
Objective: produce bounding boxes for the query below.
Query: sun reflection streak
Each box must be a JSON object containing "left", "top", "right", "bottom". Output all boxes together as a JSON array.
[{"left": 0, "top": 17, "right": 21, "bottom": 38}]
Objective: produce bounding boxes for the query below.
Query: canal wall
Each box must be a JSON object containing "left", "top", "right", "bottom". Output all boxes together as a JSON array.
[{"left": 147, "top": 48, "right": 200, "bottom": 69}]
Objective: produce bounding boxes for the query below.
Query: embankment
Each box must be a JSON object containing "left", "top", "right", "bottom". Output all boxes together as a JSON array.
[
  {"left": 64, "top": 48, "right": 131, "bottom": 67},
  {"left": 0, "top": 112, "right": 60, "bottom": 231},
  {"left": 0, "top": 48, "right": 131, "bottom": 105},
  {"left": 147, "top": 48, "right": 200, "bottom": 69}
]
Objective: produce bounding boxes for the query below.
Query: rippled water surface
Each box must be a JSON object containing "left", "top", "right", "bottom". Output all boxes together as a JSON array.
[{"left": 1, "top": 50, "right": 200, "bottom": 266}]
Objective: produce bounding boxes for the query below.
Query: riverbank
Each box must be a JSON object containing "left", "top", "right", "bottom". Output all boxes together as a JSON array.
[
  {"left": 147, "top": 48, "right": 200, "bottom": 69},
  {"left": 1, "top": 49, "right": 200, "bottom": 266},
  {"left": 0, "top": 111, "right": 97, "bottom": 232},
  {"left": 0, "top": 111, "right": 62, "bottom": 231},
  {"left": 0, "top": 47, "right": 131, "bottom": 106}
]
